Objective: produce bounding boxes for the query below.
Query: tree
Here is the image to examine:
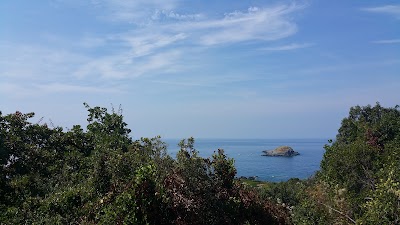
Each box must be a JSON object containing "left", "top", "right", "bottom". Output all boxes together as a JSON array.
[
  {"left": 316, "top": 103, "right": 400, "bottom": 223},
  {"left": 0, "top": 105, "right": 291, "bottom": 224}
]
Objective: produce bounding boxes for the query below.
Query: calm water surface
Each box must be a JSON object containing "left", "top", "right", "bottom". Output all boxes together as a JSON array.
[{"left": 164, "top": 138, "right": 328, "bottom": 182}]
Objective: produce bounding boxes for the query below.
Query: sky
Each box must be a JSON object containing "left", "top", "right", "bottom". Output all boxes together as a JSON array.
[{"left": 1, "top": 0, "right": 399, "bottom": 139}]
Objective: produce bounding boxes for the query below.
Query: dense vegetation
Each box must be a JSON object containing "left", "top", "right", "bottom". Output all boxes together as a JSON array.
[
  {"left": 261, "top": 103, "right": 400, "bottom": 224},
  {"left": 0, "top": 104, "right": 289, "bottom": 224},
  {"left": 1, "top": 103, "right": 399, "bottom": 224}
]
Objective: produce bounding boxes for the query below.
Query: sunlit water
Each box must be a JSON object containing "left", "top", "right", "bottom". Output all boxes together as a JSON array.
[{"left": 164, "top": 138, "right": 328, "bottom": 182}]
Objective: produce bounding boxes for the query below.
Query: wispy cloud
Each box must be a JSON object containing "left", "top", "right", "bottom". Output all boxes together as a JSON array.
[
  {"left": 1, "top": 1, "right": 306, "bottom": 97},
  {"left": 151, "top": 10, "right": 204, "bottom": 21},
  {"left": 371, "top": 39, "right": 400, "bottom": 44},
  {"left": 362, "top": 5, "right": 400, "bottom": 18},
  {"left": 92, "top": 0, "right": 179, "bottom": 23},
  {"left": 260, "top": 43, "right": 314, "bottom": 51},
  {"left": 163, "top": 4, "right": 304, "bottom": 46},
  {"left": 298, "top": 59, "right": 400, "bottom": 75},
  {"left": 71, "top": 2, "right": 306, "bottom": 79},
  {"left": 116, "top": 32, "right": 187, "bottom": 57},
  {"left": 0, "top": 43, "right": 88, "bottom": 80},
  {"left": 150, "top": 80, "right": 214, "bottom": 87},
  {"left": 34, "top": 82, "right": 122, "bottom": 93},
  {"left": 0, "top": 82, "right": 120, "bottom": 100},
  {"left": 72, "top": 50, "right": 182, "bottom": 79},
  {"left": 94, "top": 1, "right": 305, "bottom": 46}
]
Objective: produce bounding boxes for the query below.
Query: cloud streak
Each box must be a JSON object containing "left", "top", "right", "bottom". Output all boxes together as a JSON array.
[
  {"left": 372, "top": 39, "right": 400, "bottom": 44},
  {"left": 362, "top": 5, "right": 400, "bottom": 18},
  {"left": 260, "top": 43, "right": 314, "bottom": 51},
  {"left": 117, "top": 33, "right": 187, "bottom": 57},
  {"left": 0, "top": 43, "right": 88, "bottom": 80},
  {"left": 163, "top": 4, "right": 303, "bottom": 46},
  {"left": 1, "top": 1, "right": 306, "bottom": 97},
  {"left": 72, "top": 50, "right": 182, "bottom": 79},
  {"left": 93, "top": 0, "right": 179, "bottom": 23},
  {"left": 34, "top": 82, "right": 122, "bottom": 93},
  {"left": 0, "top": 82, "right": 120, "bottom": 100},
  {"left": 69, "top": 2, "right": 306, "bottom": 80}
]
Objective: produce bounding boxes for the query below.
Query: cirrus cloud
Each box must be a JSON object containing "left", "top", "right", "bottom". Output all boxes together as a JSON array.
[
  {"left": 362, "top": 5, "right": 400, "bottom": 19},
  {"left": 260, "top": 43, "right": 314, "bottom": 51},
  {"left": 371, "top": 39, "right": 400, "bottom": 44}
]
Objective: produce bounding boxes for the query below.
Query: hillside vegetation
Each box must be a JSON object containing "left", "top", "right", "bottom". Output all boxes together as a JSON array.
[
  {"left": 261, "top": 103, "right": 400, "bottom": 224},
  {"left": 1, "top": 103, "right": 399, "bottom": 224}
]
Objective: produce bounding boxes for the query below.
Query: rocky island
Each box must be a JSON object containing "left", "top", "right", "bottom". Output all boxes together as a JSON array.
[{"left": 262, "top": 146, "right": 299, "bottom": 157}]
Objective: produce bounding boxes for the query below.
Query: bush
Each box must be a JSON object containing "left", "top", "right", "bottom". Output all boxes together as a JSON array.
[{"left": 0, "top": 105, "right": 290, "bottom": 224}]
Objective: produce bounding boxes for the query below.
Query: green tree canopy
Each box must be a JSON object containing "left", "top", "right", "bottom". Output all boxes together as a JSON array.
[{"left": 0, "top": 104, "right": 289, "bottom": 225}]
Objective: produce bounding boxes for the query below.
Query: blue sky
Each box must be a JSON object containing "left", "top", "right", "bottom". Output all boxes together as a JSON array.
[{"left": 1, "top": 0, "right": 399, "bottom": 139}]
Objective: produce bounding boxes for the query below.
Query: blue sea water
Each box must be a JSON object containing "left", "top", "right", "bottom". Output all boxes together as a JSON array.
[{"left": 163, "top": 138, "right": 328, "bottom": 182}]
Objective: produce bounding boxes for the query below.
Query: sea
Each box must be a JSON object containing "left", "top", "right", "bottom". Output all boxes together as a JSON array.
[{"left": 163, "top": 138, "right": 329, "bottom": 182}]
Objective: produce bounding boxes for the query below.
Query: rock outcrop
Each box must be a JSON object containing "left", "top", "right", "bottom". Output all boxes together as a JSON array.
[{"left": 262, "top": 146, "right": 299, "bottom": 157}]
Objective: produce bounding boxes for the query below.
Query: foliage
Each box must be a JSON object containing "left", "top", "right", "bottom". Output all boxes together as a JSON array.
[
  {"left": 359, "top": 153, "right": 400, "bottom": 224},
  {"left": 259, "top": 178, "right": 308, "bottom": 207},
  {"left": 0, "top": 104, "right": 289, "bottom": 225},
  {"left": 3, "top": 102, "right": 398, "bottom": 224},
  {"left": 291, "top": 103, "right": 400, "bottom": 224}
]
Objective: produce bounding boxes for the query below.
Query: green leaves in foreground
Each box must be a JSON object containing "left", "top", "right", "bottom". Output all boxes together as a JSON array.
[
  {"left": 3, "top": 102, "right": 396, "bottom": 224},
  {"left": 0, "top": 105, "right": 289, "bottom": 225},
  {"left": 290, "top": 103, "right": 400, "bottom": 224}
]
